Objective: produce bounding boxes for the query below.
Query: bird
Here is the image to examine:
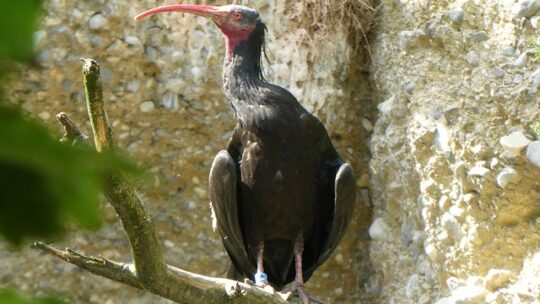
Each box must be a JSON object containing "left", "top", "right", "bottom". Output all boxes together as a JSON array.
[{"left": 136, "top": 4, "right": 356, "bottom": 303}]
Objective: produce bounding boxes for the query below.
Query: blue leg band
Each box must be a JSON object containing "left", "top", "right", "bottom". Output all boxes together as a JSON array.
[{"left": 255, "top": 271, "right": 269, "bottom": 285}]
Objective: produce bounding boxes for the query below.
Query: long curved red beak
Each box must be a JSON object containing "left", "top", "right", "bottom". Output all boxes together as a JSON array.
[{"left": 135, "top": 4, "right": 227, "bottom": 21}]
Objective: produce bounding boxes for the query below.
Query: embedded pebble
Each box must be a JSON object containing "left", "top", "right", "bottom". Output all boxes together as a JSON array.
[
  {"left": 37, "top": 50, "right": 51, "bottom": 63},
  {"left": 492, "top": 67, "right": 506, "bottom": 78},
  {"left": 446, "top": 277, "right": 465, "bottom": 291},
  {"left": 145, "top": 45, "right": 159, "bottom": 61},
  {"left": 468, "top": 166, "right": 490, "bottom": 177},
  {"left": 496, "top": 167, "right": 521, "bottom": 188},
  {"left": 525, "top": 141, "right": 540, "bottom": 167},
  {"left": 361, "top": 118, "right": 374, "bottom": 132},
  {"left": 369, "top": 218, "right": 389, "bottom": 241},
  {"left": 450, "top": 285, "right": 488, "bottom": 302},
  {"left": 334, "top": 253, "right": 344, "bottom": 264},
  {"left": 358, "top": 173, "right": 370, "bottom": 188},
  {"left": 406, "top": 274, "right": 418, "bottom": 298},
  {"left": 90, "top": 36, "right": 102, "bottom": 47},
  {"left": 140, "top": 100, "right": 155, "bottom": 112},
  {"left": 191, "top": 66, "right": 203, "bottom": 80},
  {"left": 435, "top": 297, "right": 453, "bottom": 304},
  {"left": 512, "top": 0, "right": 540, "bottom": 18},
  {"left": 162, "top": 92, "right": 179, "bottom": 110},
  {"left": 424, "top": 243, "right": 439, "bottom": 262},
  {"left": 89, "top": 13, "right": 108, "bottom": 30},
  {"left": 127, "top": 80, "right": 140, "bottom": 92},
  {"left": 470, "top": 32, "right": 489, "bottom": 43},
  {"left": 531, "top": 69, "right": 540, "bottom": 89},
  {"left": 39, "top": 111, "right": 51, "bottom": 120},
  {"left": 438, "top": 195, "right": 450, "bottom": 210},
  {"left": 463, "top": 192, "right": 478, "bottom": 204},
  {"left": 465, "top": 51, "right": 480, "bottom": 66},
  {"left": 440, "top": 212, "right": 460, "bottom": 238},
  {"left": 400, "top": 223, "right": 414, "bottom": 245},
  {"left": 512, "top": 52, "right": 528, "bottom": 67},
  {"left": 405, "top": 81, "right": 415, "bottom": 94},
  {"left": 378, "top": 96, "right": 395, "bottom": 114},
  {"left": 447, "top": 8, "right": 464, "bottom": 24},
  {"left": 503, "top": 46, "right": 516, "bottom": 56},
  {"left": 125, "top": 36, "right": 142, "bottom": 47},
  {"left": 194, "top": 187, "right": 207, "bottom": 198},
  {"left": 412, "top": 231, "right": 424, "bottom": 244},
  {"left": 436, "top": 230, "right": 449, "bottom": 244},
  {"left": 127, "top": 141, "right": 139, "bottom": 150},
  {"left": 500, "top": 131, "right": 532, "bottom": 156},
  {"left": 100, "top": 67, "right": 113, "bottom": 84},
  {"left": 531, "top": 15, "right": 540, "bottom": 28},
  {"left": 163, "top": 240, "right": 175, "bottom": 248},
  {"left": 490, "top": 158, "right": 499, "bottom": 169},
  {"left": 165, "top": 78, "right": 185, "bottom": 92},
  {"left": 187, "top": 201, "right": 196, "bottom": 210},
  {"left": 449, "top": 206, "right": 465, "bottom": 219}
]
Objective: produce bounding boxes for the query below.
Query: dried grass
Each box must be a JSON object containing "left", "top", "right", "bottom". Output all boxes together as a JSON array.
[{"left": 286, "top": 0, "right": 376, "bottom": 55}]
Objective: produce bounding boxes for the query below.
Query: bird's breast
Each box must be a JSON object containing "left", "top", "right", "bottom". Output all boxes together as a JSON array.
[{"left": 237, "top": 130, "right": 319, "bottom": 242}]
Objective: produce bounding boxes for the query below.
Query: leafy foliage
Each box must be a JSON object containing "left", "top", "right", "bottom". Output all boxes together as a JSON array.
[
  {"left": 0, "top": 1, "right": 141, "bottom": 303},
  {"left": 0, "top": 289, "right": 67, "bottom": 304},
  {"left": 0, "top": 106, "right": 107, "bottom": 245},
  {"left": 0, "top": 1, "right": 42, "bottom": 61},
  {"left": 0, "top": 1, "right": 139, "bottom": 246}
]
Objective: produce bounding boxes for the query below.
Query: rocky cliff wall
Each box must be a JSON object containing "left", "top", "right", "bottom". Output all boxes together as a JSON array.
[{"left": 369, "top": 0, "right": 540, "bottom": 303}]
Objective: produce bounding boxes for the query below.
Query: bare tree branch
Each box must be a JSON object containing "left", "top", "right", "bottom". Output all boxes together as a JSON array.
[
  {"left": 33, "top": 58, "right": 290, "bottom": 304},
  {"left": 81, "top": 57, "right": 168, "bottom": 285},
  {"left": 32, "top": 242, "right": 289, "bottom": 303},
  {"left": 32, "top": 242, "right": 144, "bottom": 290}
]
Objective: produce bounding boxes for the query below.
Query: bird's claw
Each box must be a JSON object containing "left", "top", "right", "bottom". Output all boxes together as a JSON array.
[{"left": 283, "top": 283, "right": 326, "bottom": 304}]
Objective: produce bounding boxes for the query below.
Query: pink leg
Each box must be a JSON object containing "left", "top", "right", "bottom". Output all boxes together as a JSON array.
[
  {"left": 294, "top": 234, "right": 309, "bottom": 304},
  {"left": 293, "top": 233, "right": 326, "bottom": 304},
  {"left": 254, "top": 241, "right": 268, "bottom": 286}
]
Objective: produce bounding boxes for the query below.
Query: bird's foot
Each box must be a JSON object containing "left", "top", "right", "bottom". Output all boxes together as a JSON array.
[{"left": 282, "top": 283, "right": 326, "bottom": 304}]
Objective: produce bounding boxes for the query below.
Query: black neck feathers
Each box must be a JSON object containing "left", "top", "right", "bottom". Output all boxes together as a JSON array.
[{"left": 223, "top": 22, "right": 267, "bottom": 96}]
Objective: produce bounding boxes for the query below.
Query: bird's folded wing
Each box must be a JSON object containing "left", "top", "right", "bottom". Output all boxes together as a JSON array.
[
  {"left": 209, "top": 150, "right": 254, "bottom": 277},
  {"left": 318, "top": 162, "right": 356, "bottom": 264}
]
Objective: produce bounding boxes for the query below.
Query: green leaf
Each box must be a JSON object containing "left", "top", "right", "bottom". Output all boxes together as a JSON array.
[
  {"left": 0, "top": 1, "right": 43, "bottom": 61},
  {"left": 0, "top": 289, "right": 68, "bottom": 304},
  {"left": 0, "top": 106, "right": 139, "bottom": 246}
]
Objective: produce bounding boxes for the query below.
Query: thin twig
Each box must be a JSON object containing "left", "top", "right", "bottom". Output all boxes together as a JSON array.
[
  {"left": 32, "top": 242, "right": 144, "bottom": 289},
  {"left": 81, "top": 58, "right": 114, "bottom": 152},
  {"left": 56, "top": 112, "right": 89, "bottom": 145},
  {"left": 33, "top": 242, "right": 288, "bottom": 304}
]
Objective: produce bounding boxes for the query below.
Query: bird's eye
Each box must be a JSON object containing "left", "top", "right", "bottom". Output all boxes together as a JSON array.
[{"left": 233, "top": 12, "right": 243, "bottom": 21}]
